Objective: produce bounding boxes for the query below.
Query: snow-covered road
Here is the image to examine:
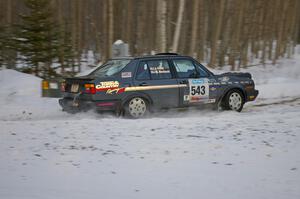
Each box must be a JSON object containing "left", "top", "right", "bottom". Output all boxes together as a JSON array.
[
  {"left": 0, "top": 100, "right": 300, "bottom": 199},
  {"left": 1, "top": 53, "right": 300, "bottom": 199}
]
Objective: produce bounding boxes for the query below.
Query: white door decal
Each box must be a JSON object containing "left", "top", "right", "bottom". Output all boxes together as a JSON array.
[{"left": 189, "top": 78, "right": 209, "bottom": 102}]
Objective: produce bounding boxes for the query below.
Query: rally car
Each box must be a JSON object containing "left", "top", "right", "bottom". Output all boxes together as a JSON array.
[{"left": 59, "top": 53, "right": 258, "bottom": 118}]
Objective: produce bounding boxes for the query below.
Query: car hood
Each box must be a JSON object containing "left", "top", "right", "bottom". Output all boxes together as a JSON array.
[{"left": 215, "top": 72, "right": 252, "bottom": 80}]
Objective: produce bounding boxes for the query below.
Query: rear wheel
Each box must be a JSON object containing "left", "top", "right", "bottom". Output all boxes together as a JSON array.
[
  {"left": 224, "top": 90, "right": 244, "bottom": 112},
  {"left": 125, "top": 97, "right": 148, "bottom": 118}
]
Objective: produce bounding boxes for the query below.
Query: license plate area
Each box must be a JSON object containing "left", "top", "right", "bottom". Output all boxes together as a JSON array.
[
  {"left": 72, "top": 101, "right": 79, "bottom": 107},
  {"left": 71, "top": 84, "right": 79, "bottom": 93}
]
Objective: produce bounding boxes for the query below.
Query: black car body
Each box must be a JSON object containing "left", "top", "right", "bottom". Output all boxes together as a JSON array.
[{"left": 59, "top": 53, "right": 258, "bottom": 118}]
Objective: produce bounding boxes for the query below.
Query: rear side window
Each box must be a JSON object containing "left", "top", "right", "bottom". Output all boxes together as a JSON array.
[
  {"left": 173, "top": 59, "right": 197, "bottom": 78},
  {"left": 136, "top": 59, "right": 172, "bottom": 80},
  {"left": 147, "top": 60, "right": 172, "bottom": 80},
  {"left": 136, "top": 61, "right": 150, "bottom": 80}
]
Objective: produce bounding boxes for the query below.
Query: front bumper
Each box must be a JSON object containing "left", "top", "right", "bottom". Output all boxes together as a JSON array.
[
  {"left": 59, "top": 98, "right": 121, "bottom": 113},
  {"left": 247, "top": 89, "right": 259, "bottom": 101}
]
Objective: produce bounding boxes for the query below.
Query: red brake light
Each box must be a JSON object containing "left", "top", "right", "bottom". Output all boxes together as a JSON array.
[
  {"left": 61, "top": 82, "right": 66, "bottom": 92},
  {"left": 84, "top": 83, "right": 96, "bottom": 94}
]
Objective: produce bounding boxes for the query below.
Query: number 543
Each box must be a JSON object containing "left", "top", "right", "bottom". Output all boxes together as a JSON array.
[{"left": 191, "top": 85, "right": 206, "bottom": 95}]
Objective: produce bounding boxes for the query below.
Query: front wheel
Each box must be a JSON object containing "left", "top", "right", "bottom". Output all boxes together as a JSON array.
[
  {"left": 224, "top": 90, "right": 244, "bottom": 112},
  {"left": 125, "top": 97, "right": 148, "bottom": 118}
]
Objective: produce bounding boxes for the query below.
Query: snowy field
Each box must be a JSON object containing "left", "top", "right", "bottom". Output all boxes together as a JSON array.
[{"left": 0, "top": 55, "right": 300, "bottom": 199}]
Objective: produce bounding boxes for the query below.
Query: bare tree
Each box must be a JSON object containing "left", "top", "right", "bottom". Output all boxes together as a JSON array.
[
  {"left": 189, "top": 0, "right": 198, "bottom": 57},
  {"left": 2, "top": 0, "right": 300, "bottom": 72},
  {"left": 108, "top": 0, "right": 114, "bottom": 58},
  {"left": 157, "top": 0, "right": 167, "bottom": 52},
  {"left": 172, "top": 0, "right": 185, "bottom": 53},
  {"left": 209, "top": 0, "right": 226, "bottom": 68}
]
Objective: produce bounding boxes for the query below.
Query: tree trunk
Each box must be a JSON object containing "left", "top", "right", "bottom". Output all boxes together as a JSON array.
[
  {"left": 172, "top": 0, "right": 185, "bottom": 53},
  {"left": 209, "top": 0, "right": 226, "bottom": 68},
  {"left": 108, "top": 0, "right": 114, "bottom": 58},
  {"left": 189, "top": 0, "right": 199, "bottom": 57},
  {"left": 273, "top": 0, "right": 289, "bottom": 64},
  {"left": 157, "top": 0, "right": 167, "bottom": 52},
  {"left": 229, "top": 0, "right": 244, "bottom": 70}
]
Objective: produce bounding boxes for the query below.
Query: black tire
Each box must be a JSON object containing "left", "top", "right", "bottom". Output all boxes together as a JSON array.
[
  {"left": 223, "top": 89, "right": 244, "bottom": 112},
  {"left": 124, "top": 97, "right": 149, "bottom": 118}
]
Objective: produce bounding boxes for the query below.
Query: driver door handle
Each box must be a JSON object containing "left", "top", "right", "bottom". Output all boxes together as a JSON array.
[
  {"left": 179, "top": 80, "right": 188, "bottom": 84},
  {"left": 139, "top": 82, "right": 148, "bottom": 86}
]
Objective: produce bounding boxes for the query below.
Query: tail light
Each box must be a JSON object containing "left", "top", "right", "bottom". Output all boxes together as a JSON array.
[
  {"left": 84, "top": 83, "right": 96, "bottom": 94},
  {"left": 61, "top": 82, "right": 66, "bottom": 92},
  {"left": 42, "top": 80, "right": 49, "bottom": 90}
]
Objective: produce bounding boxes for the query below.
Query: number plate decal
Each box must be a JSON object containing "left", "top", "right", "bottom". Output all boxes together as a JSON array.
[
  {"left": 189, "top": 78, "right": 209, "bottom": 102},
  {"left": 49, "top": 82, "right": 58, "bottom": 89},
  {"left": 71, "top": 84, "right": 79, "bottom": 93}
]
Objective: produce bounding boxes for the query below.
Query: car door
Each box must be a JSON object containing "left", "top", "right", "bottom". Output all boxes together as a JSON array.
[
  {"left": 133, "top": 59, "right": 180, "bottom": 108},
  {"left": 171, "top": 58, "right": 216, "bottom": 106}
]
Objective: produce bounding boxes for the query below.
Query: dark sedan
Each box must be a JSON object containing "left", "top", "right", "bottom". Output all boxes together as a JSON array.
[{"left": 59, "top": 53, "right": 258, "bottom": 118}]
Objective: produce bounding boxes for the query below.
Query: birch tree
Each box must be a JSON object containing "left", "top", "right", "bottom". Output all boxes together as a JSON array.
[
  {"left": 172, "top": 0, "right": 185, "bottom": 52},
  {"left": 209, "top": 0, "right": 226, "bottom": 67},
  {"left": 157, "top": 0, "right": 167, "bottom": 52}
]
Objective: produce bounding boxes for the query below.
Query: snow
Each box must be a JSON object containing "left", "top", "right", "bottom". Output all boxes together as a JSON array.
[
  {"left": 114, "top": 39, "right": 124, "bottom": 45},
  {"left": 0, "top": 69, "right": 64, "bottom": 121},
  {"left": 0, "top": 53, "right": 300, "bottom": 199},
  {"left": 210, "top": 52, "right": 300, "bottom": 104}
]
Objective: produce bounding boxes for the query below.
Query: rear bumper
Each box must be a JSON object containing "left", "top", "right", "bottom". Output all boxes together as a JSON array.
[
  {"left": 59, "top": 98, "right": 121, "bottom": 112},
  {"left": 246, "top": 89, "right": 259, "bottom": 101}
]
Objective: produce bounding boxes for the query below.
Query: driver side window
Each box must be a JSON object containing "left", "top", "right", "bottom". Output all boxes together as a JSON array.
[{"left": 173, "top": 59, "right": 197, "bottom": 78}]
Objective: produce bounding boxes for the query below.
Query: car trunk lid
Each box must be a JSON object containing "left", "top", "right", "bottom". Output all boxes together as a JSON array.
[{"left": 64, "top": 76, "right": 95, "bottom": 93}]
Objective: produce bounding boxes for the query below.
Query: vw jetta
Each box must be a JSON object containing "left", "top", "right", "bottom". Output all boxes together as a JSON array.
[{"left": 59, "top": 53, "right": 258, "bottom": 118}]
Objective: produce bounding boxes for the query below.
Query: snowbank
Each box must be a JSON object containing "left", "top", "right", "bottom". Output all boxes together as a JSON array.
[{"left": 0, "top": 69, "right": 64, "bottom": 120}]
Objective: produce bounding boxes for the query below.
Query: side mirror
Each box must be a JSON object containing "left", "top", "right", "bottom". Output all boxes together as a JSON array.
[{"left": 190, "top": 71, "right": 200, "bottom": 78}]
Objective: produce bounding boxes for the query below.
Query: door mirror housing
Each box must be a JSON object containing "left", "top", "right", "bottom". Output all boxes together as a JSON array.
[{"left": 189, "top": 71, "right": 200, "bottom": 78}]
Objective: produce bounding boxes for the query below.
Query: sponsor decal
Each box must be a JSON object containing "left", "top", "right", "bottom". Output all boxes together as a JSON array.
[
  {"left": 106, "top": 87, "right": 125, "bottom": 94},
  {"left": 218, "top": 76, "right": 230, "bottom": 82},
  {"left": 149, "top": 66, "right": 170, "bottom": 74},
  {"left": 183, "top": 95, "right": 190, "bottom": 101},
  {"left": 191, "top": 79, "right": 204, "bottom": 84},
  {"left": 210, "top": 87, "right": 217, "bottom": 91},
  {"left": 206, "top": 99, "right": 216, "bottom": 103},
  {"left": 191, "top": 96, "right": 202, "bottom": 101},
  {"left": 121, "top": 72, "right": 132, "bottom": 78},
  {"left": 96, "top": 81, "right": 120, "bottom": 90}
]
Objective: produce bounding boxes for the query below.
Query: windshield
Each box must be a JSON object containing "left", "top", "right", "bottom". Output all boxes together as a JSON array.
[{"left": 89, "top": 59, "right": 131, "bottom": 77}]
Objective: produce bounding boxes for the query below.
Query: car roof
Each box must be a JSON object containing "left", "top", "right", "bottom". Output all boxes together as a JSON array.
[{"left": 111, "top": 53, "right": 192, "bottom": 60}]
